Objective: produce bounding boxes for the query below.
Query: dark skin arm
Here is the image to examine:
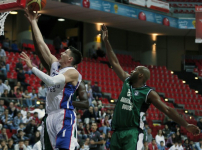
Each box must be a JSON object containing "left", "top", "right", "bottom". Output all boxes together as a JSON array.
[
  {"left": 102, "top": 24, "right": 130, "bottom": 82},
  {"left": 72, "top": 81, "right": 89, "bottom": 109},
  {"left": 148, "top": 90, "right": 200, "bottom": 135}
]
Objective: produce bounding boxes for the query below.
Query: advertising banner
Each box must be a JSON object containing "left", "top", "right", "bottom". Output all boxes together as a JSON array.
[
  {"left": 129, "top": 0, "right": 146, "bottom": 7},
  {"left": 79, "top": 0, "right": 193, "bottom": 29},
  {"left": 61, "top": 0, "right": 81, "bottom": 6},
  {"left": 147, "top": 0, "right": 169, "bottom": 13},
  {"left": 195, "top": 6, "right": 202, "bottom": 43}
]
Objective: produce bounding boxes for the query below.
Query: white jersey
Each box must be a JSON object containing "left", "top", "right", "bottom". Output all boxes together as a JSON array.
[{"left": 45, "top": 62, "right": 82, "bottom": 114}]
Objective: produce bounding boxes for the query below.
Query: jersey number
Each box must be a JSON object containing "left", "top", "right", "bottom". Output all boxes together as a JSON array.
[{"left": 50, "top": 88, "right": 55, "bottom": 92}]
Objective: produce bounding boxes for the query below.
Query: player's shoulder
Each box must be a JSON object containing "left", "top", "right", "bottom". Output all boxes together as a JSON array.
[{"left": 64, "top": 68, "right": 79, "bottom": 78}]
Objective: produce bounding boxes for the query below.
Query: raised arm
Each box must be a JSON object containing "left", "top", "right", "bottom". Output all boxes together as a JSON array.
[
  {"left": 72, "top": 81, "right": 89, "bottom": 109},
  {"left": 102, "top": 24, "right": 130, "bottom": 82},
  {"left": 24, "top": 8, "right": 57, "bottom": 67},
  {"left": 148, "top": 90, "right": 200, "bottom": 135}
]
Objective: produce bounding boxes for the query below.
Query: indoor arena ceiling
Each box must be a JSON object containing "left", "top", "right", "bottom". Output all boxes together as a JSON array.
[{"left": 40, "top": 0, "right": 195, "bottom": 36}]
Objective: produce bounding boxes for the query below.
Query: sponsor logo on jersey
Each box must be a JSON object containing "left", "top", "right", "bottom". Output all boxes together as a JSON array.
[
  {"left": 122, "top": 104, "right": 133, "bottom": 111},
  {"left": 120, "top": 97, "right": 131, "bottom": 105}
]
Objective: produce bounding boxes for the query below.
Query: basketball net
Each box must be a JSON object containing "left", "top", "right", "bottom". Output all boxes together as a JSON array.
[{"left": 0, "top": 12, "right": 10, "bottom": 35}]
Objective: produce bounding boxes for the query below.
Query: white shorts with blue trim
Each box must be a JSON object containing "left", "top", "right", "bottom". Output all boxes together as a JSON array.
[{"left": 46, "top": 109, "right": 78, "bottom": 150}]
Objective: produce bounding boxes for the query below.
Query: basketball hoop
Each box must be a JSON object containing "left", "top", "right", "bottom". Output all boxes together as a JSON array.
[{"left": 0, "top": 11, "right": 10, "bottom": 35}]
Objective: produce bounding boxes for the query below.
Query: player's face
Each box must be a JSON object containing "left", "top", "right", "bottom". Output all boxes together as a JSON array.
[
  {"left": 59, "top": 49, "right": 73, "bottom": 64},
  {"left": 129, "top": 67, "right": 140, "bottom": 82}
]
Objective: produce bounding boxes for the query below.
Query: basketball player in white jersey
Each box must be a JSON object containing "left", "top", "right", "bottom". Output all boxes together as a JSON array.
[{"left": 24, "top": 8, "right": 88, "bottom": 150}]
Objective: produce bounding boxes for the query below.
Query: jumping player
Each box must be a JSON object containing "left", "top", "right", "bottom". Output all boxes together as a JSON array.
[
  {"left": 24, "top": 8, "right": 88, "bottom": 150},
  {"left": 102, "top": 24, "right": 200, "bottom": 150}
]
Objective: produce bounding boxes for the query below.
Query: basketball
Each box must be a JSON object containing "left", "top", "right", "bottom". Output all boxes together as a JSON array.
[{"left": 27, "top": 0, "right": 46, "bottom": 11}]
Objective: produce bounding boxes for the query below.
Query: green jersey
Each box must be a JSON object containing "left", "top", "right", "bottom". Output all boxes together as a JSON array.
[{"left": 111, "top": 77, "right": 152, "bottom": 131}]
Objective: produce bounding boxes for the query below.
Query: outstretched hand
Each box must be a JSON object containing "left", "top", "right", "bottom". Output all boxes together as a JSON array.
[
  {"left": 24, "top": 7, "right": 41, "bottom": 23},
  {"left": 20, "top": 52, "right": 33, "bottom": 69},
  {"left": 102, "top": 24, "right": 108, "bottom": 41},
  {"left": 185, "top": 124, "right": 200, "bottom": 136}
]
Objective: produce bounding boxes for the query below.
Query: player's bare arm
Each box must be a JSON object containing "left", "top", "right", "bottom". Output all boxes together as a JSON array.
[
  {"left": 72, "top": 81, "right": 89, "bottom": 109},
  {"left": 102, "top": 24, "right": 130, "bottom": 82},
  {"left": 148, "top": 90, "right": 200, "bottom": 135},
  {"left": 24, "top": 7, "right": 57, "bottom": 67}
]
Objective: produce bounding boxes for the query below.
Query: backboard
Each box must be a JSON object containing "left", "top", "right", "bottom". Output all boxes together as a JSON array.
[{"left": 0, "top": 0, "right": 26, "bottom": 12}]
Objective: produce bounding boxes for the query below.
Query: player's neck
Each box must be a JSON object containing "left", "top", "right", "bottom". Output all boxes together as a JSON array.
[
  {"left": 131, "top": 82, "right": 144, "bottom": 88},
  {"left": 59, "top": 62, "right": 72, "bottom": 70}
]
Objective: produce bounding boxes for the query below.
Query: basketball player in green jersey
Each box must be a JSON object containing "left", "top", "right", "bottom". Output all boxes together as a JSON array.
[{"left": 102, "top": 24, "right": 200, "bottom": 150}]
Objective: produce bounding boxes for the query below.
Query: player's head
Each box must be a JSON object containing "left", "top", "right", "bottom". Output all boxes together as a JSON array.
[
  {"left": 59, "top": 46, "right": 82, "bottom": 66},
  {"left": 129, "top": 66, "right": 150, "bottom": 84}
]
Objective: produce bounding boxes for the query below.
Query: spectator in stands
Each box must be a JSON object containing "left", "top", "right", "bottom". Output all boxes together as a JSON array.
[
  {"left": 24, "top": 140, "right": 32, "bottom": 150},
  {"left": 0, "top": 79, "right": 8, "bottom": 95},
  {"left": 8, "top": 90, "right": 16, "bottom": 101},
  {"left": 17, "top": 69, "right": 28, "bottom": 87},
  {"left": 20, "top": 106, "right": 27, "bottom": 118},
  {"left": 17, "top": 123, "right": 25, "bottom": 132},
  {"left": 62, "top": 38, "right": 68, "bottom": 49},
  {"left": 29, "top": 89, "right": 38, "bottom": 107},
  {"left": 1, "top": 109, "right": 15, "bottom": 130},
  {"left": 89, "top": 122, "right": 104, "bottom": 150},
  {"left": 85, "top": 81, "right": 91, "bottom": 91},
  {"left": 14, "top": 140, "right": 26, "bottom": 150},
  {"left": 0, "top": 45, "right": 6, "bottom": 61},
  {"left": 92, "top": 96, "right": 103, "bottom": 109},
  {"left": 13, "top": 112, "right": 23, "bottom": 129},
  {"left": 38, "top": 84, "right": 47, "bottom": 100},
  {"left": 169, "top": 141, "right": 179, "bottom": 150},
  {"left": 7, "top": 139, "right": 14, "bottom": 150},
  {"left": 22, "top": 89, "right": 31, "bottom": 108},
  {"left": 80, "top": 138, "right": 90, "bottom": 150},
  {"left": 32, "top": 112, "right": 40, "bottom": 126},
  {"left": 4, "top": 80, "right": 10, "bottom": 93},
  {"left": 0, "top": 99, "right": 5, "bottom": 116},
  {"left": 1, "top": 139, "right": 8, "bottom": 150},
  {"left": 166, "top": 133, "right": 176, "bottom": 148},
  {"left": 8, "top": 102, "right": 18, "bottom": 118},
  {"left": 11, "top": 40, "right": 19, "bottom": 52},
  {"left": 197, "top": 118, "right": 202, "bottom": 132},
  {"left": 94, "top": 107, "right": 101, "bottom": 123},
  {"left": 92, "top": 82, "right": 102, "bottom": 98},
  {"left": 77, "top": 122, "right": 87, "bottom": 140},
  {"left": 2, "top": 38, "right": 10, "bottom": 51},
  {"left": 82, "top": 106, "right": 95, "bottom": 124},
  {"left": 155, "top": 129, "right": 165, "bottom": 146},
  {"left": 22, "top": 112, "right": 33, "bottom": 125},
  {"left": 157, "top": 141, "right": 165, "bottom": 150},
  {"left": 148, "top": 139, "right": 158, "bottom": 150},
  {"left": 31, "top": 54, "right": 40, "bottom": 68},
  {"left": 12, "top": 130, "right": 28, "bottom": 144},
  {"left": 14, "top": 82, "right": 21, "bottom": 93},
  {"left": 0, "top": 56, "right": 7, "bottom": 77},
  {"left": 15, "top": 58, "right": 23, "bottom": 72},
  {"left": 1, "top": 89, "right": 9, "bottom": 103},
  {"left": 142, "top": 141, "right": 148, "bottom": 150},
  {"left": 29, "top": 130, "right": 40, "bottom": 147},
  {"left": 99, "top": 115, "right": 111, "bottom": 134},
  {"left": 165, "top": 118, "right": 177, "bottom": 133},
  {"left": 0, "top": 128, "right": 8, "bottom": 142},
  {"left": 144, "top": 123, "right": 150, "bottom": 134},
  {"left": 25, "top": 120, "right": 37, "bottom": 138},
  {"left": 76, "top": 113, "right": 82, "bottom": 124},
  {"left": 195, "top": 139, "right": 202, "bottom": 150},
  {"left": 145, "top": 128, "right": 153, "bottom": 143},
  {"left": 14, "top": 88, "right": 22, "bottom": 106},
  {"left": 175, "top": 130, "right": 181, "bottom": 142},
  {"left": 162, "top": 124, "right": 170, "bottom": 139},
  {"left": 53, "top": 35, "right": 61, "bottom": 54},
  {"left": 84, "top": 123, "right": 91, "bottom": 136},
  {"left": 178, "top": 141, "right": 184, "bottom": 150}
]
